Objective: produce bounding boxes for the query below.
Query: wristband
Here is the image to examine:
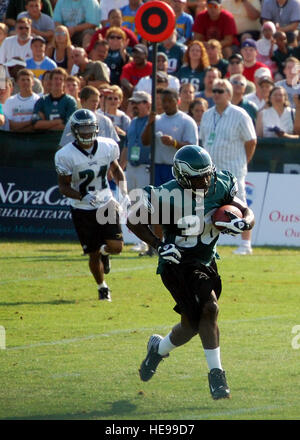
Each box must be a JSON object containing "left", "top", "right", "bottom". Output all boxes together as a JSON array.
[{"left": 174, "top": 139, "right": 178, "bottom": 149}]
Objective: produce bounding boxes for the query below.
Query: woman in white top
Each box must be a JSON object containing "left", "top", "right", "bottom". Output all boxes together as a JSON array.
[{"left": 256, "top": 86, "right": 297, "bottom": 138}]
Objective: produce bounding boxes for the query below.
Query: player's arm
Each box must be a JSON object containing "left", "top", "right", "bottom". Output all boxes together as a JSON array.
[
  {"left": 110, "top": 159, "right": 128, "bottom": 196},
  {"left": 57, "top": 174, "right": 81, "bottom": 201}
]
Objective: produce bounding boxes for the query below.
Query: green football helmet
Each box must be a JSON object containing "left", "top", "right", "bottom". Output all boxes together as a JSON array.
[{"left": 172, "top": 145, "right": 216, "bottom": 191}]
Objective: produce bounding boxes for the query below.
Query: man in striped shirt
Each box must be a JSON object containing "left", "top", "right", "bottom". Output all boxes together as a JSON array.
[{"left": 200, "top": 78, "right": 257, "bottom": 255}]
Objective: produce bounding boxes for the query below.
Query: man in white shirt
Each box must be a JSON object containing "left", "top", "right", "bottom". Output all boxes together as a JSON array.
[
  {"left": 3, "top": 68, "right": 39, "bottom": 132},
  {"left": 0, "top": 17, "right": 33, "bottom": 65},
  {"left": 200, "top": 78, "right": 257, "bottom": 255}
]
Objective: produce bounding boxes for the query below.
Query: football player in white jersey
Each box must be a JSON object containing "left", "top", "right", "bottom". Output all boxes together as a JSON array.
[{"left": 55, "top": 109, "right": 129, "bottom": 301}]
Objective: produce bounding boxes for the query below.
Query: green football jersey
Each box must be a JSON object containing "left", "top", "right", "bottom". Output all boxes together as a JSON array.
[{"left": 143, "top": 171, "right": 238, "bottom": 272}]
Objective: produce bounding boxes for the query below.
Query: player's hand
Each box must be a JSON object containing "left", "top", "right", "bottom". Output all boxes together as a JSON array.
[
  {"left": 157, "top": 243, "right": 182, "bottom": 264},
  {"left": 215, "top": 210, "right": 251, "bottom": 236},
  {"left": 81, "top": 192, "right": 98, "bottom": 207}
]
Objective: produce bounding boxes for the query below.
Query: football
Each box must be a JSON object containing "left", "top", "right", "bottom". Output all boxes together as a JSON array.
[{"left": 212, "top": 205, "right": 243, "bottom": 231}]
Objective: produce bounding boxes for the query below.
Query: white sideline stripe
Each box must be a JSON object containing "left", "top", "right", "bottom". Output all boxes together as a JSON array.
[
  {"left": 184, "top": 405, "right": 279, "bottom": 419},
  {"left": 0, "top": 265, "right": 155, "bottom": 285},
  {"left": 6, "top": 316, "right": 283, "bottom": 351}
]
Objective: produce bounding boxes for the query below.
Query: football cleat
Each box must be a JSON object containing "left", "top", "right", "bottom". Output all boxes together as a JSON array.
[
  {"left": 139, "top": 334, "right": 169, "bottom": 382},
  {"left": 233, "top": 245, "right": 253, "bottom": 255},
  {"left": 101, "top": 254, "right": 111, "bottom": 274},
  {"left": 98, "top": 286, "right": 112, "bottom": 302},
  {"left": 208, "top": 368, "right": 230, "bottom": 400}
]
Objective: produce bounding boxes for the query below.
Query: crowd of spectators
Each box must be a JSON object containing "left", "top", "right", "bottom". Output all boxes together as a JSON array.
[{"left": 0, "top": 0, "right": 300, "bottom": 176}]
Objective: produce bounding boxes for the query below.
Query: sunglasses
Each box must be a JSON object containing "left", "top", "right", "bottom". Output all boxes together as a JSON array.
[
  {"left": 18, "top": 26, "right": 30, "bottom": 30},
  {"left": 207, "top": 3, "right": 219, "bottom": 9},
  {"left": 212, "top": 88, "right": 226, "bottom": 94},
  {"left": 55, "top": 31, "right": 66, "bottom": 36},
  {"left": 231, "top": 80, "right": 246, "bottom": 86},
  {"left": 109, "top": 35, "right": 122, "bottom": 40}
]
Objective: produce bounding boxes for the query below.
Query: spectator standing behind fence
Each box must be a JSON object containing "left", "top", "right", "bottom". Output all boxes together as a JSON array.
[
  {"left": 142, "top": 88, "right": 198, "bottom": 187},
  {"left": 206, "top": 39, "right": 228, "bottom": 78},
  {"left": 120, "top": 0, "right": 142, "bottom": 37},
  {"left": 275, "top": 57, "right": 300, "bottom": 108},
  {"left": 32, "top": 67, "right": 77, "bottom": 131},
  {"left": 230, "top": 73, "right": 257, "bottom": 125},
  {"left": 26, "top": 35, "right": 57, "bottom": 79},
  {"left": 176, "top": 41, "right": 209, "bottom": 92},
  {"left": 196, "top": 66, "right": 221, "bottom": 108},
  {"left": 45, "top": 25, "right": 74, "bottom": 73},
  {"left": 99, "top": 1, "right": 128, "bottom": 28},
  {"left": 5, "top": 56, "right": 44, "bottom": 94},
  {"left": 271, "top": 31, "right": 293, "bottom": 80},
  {"left": 65, "top": 75, "right": 81, "bottom": 108},
  {"left": 0, "top": 17, "right": 33, "bottom": 65},
  {"left": 256, "top": 86, "right": 296, "bottom": 138},
  {"left": 226, "top": 53, "right": 256, "bottom": 95},
  {"left": 188, "top": 97, "right": 208, "bottom": 142},
  {"left": 256, "top": 21, "right": 278, "bottom": 75},
  {"left": 170, "top": 0, "right": 194, "bottom": 45},
  {"left": 59, "top": 85, "right": 119, "bottom": 147},
  {"left": 245, "top": 67, "right": 274, "bottom": 111},
  {"left": 240, "top": 38, "right": 272, "bottom": 83},
  {"left": 200, "top": 78, "right": 257, "bottom": 255},
  {"left": 261, "top": 0, "right": 300, "bottom": 37},
  {"left": 0, "top": 77, "right": 12, "bottom": 131},
  {"left": 53, "top": 0, "right": 101, "bottom": 46},
  {"left": 222, "top": 0, "right": 261, "bottom": 41},
  {"left": 178, "top": 82, "right": 195, "bottom": 113},
  {"left": 148, "top": 31, "right": 186, "bottom": 75},
  {"left": 120, "top": 44, "right": 152, "bottom": 99},
  {"left": 192, "top": 0, "right": 239, "bottom": 59},
  {"left": 17, "top": 0, "right": 55, "bottom": 43},
  {"left": 104, "top": 27, "right": 131, "bottom": 86},
  {"left": 71, "top": 47, "right": 110, "bottom": 90},
  {"left": 3, "top": 68, "right": 39, "bottom": 132},
  {"left": 88, "top": 9, "right": 138, "bottom": 53},
  {"left": 5, "top": 0, "right": 53, "bottom": 28}
]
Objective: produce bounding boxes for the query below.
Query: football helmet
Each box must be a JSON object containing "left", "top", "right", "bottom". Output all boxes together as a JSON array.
[
  {"left": 70, "top": 109, "right": 99, "bottom": 146},
  {"left": 172, "top": 145, "right": 216, "bottom": 192}
]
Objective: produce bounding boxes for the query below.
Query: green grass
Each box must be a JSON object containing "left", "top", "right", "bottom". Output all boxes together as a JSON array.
[{"left": 0, "top": 241, "right": 300, "bottom": 420}]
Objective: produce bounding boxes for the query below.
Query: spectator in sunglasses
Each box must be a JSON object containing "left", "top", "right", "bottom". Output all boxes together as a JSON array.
[
  {"left": 45, "top": 25, "right": 74, "bottom": 73},
  {"left": 230, "top": 73, "right": 257, "bottom": 124},
  {"left": 104, "top": 27, "right": 131, "bottom": 86},
  {"left": 17, "top": 0, "right": 55, "bottom": 43},
  {"left": 0, "top": 17, "right": 33, "bottom": 64}
]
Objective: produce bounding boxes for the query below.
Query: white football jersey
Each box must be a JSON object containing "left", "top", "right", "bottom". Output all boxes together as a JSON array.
[{"left": 55, "top": 137, "right": 120, "bottom": 210}]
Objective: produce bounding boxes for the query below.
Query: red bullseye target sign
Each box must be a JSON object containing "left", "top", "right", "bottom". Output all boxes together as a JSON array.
[{"left": 135, "top": 1, "right": 176, "bottom": 43}]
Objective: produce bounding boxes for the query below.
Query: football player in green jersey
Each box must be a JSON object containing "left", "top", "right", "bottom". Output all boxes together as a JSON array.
[{"left": 127, "top": 145, "right": 255, "bottom": 400}]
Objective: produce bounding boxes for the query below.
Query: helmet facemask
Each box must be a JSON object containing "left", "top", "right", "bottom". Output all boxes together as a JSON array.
[{"left": 72, "top": 123, "right": 99, "bottom": 147}]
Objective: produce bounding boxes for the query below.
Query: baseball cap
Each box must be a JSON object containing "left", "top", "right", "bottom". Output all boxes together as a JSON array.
[
  {"left": 157, "top": 52, "right": 168, "bottom": 61},
  {"left": 31, "top": 35, "right": 46, "bottom": 45},
  {"left": 4, "top": 57, "right": 26, "bottom": 67},
  {"left": 241, "top": 38, "right": 257, "bottom": 50},
  {"left": 132, "top": 44, "right": 148, "bottom": 56},
  {"left": 258, "top": 76, "right": 274, "bottom": 86},
  {"left": 229, "top": 53, "right": 243, "bottom": 63},
  {"left": 129, "top": 91, "right": 151, "bottom": 103},
  {"left": 254, "top": 67, "right": 272, "bottom": 79}
]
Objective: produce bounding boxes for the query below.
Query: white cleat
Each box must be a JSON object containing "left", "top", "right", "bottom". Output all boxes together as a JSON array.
[{"left": 233, "top": 246, "right": 253, "bottom": 255}]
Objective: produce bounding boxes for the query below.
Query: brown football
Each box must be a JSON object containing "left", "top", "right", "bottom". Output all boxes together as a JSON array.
[{"left": 212, "top": 205, "right": 243, "bottom": 231}]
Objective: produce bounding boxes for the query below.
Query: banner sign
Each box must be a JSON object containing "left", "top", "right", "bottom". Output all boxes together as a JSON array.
[
  {"left": 256, "top": 174, "right": 300, "bottom": 246},
  {"left": 0, "top": 167, "right": 76, "bottom": 240}
]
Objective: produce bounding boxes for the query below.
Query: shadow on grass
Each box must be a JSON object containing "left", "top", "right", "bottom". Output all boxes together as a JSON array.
[
  {"left": 0, "top": 299, "right": 76, "bottom": 306},
  {"left": 5, "top": 399, "right": 138, "bottom": 420}
]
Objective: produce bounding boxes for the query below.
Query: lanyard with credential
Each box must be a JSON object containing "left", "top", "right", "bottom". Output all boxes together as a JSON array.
[{"left": 207, "top": 111, "right": 222, "bottom": 146}]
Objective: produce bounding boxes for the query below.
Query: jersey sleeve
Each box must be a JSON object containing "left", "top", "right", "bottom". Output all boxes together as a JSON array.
[{"left": 54, "top": 148, "right": 73, "bottom": 176}]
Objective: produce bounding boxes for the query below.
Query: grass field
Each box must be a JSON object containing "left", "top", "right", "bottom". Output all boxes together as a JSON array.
[{"left": 0, "top": 241, "right": 300, "bottom": 421}]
